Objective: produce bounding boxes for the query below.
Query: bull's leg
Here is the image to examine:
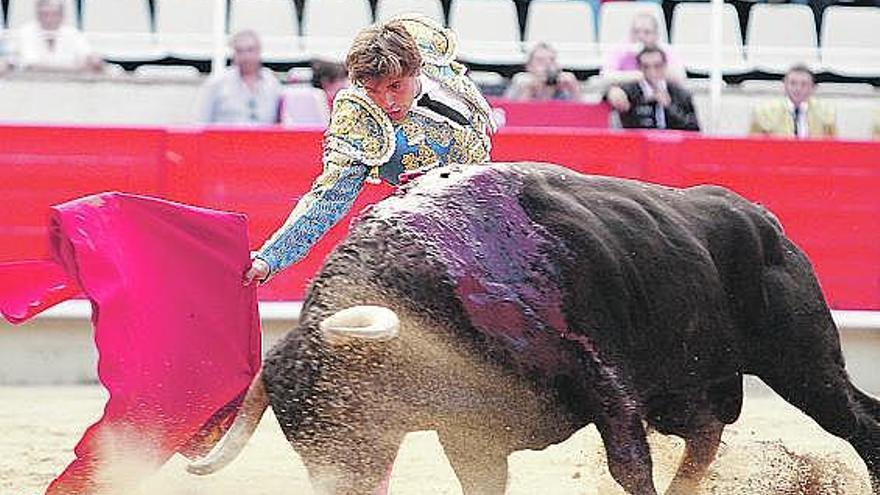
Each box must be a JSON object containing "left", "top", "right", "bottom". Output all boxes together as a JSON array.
[
  {"left": 759, "top": 364, "right": 880, "bottom": 492},
  {"left": 440, "top": 427, "right": 510, "bottom": 495},
  {"left": 595, "top": 407, "right": 658, "bottom": 495},
  {"left": 299, "top": 439, "right": 401, "bottom": 495},
  {"left": 443, "top": 442, "right": 508, "bottom": 495},
  {"left": 664, "top": 420, "right": 724, "bottom": 495},
  {"left": 751, "top": 266, "right": 880, "bottom": 492}
]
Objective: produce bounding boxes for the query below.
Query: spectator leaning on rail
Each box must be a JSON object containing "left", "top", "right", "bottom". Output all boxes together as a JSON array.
[
  {"left": 505, "top": 42, "right": 581, "bottom": 101},
  {"left": 12, "top": 0, "right": 104, "bottom": 73},
  {"left": 604, "top": 46, "right": 700, "bottom": 131},
  {"left": 243, "top": 15, "right": 497, "bottom": 285},
  {"left": 195, "top": 30, "right": 283, "bottom": 125},
  {"left": 749, "top": 64, "right": 836, "bottom": 139},
  {"left": 600, "top": 12, "right": 686, "bottom": 86}
]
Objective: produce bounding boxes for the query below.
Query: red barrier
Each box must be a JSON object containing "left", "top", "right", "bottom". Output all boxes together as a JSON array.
[
  {"left": 1, "top": 125, "right": 878, "bottom": 310},
  {"left": 488, "top": 98, "right": 611, "bottom": 128},
  {"left": 0, "top": 125, "right": 167, "bottom": 260}
]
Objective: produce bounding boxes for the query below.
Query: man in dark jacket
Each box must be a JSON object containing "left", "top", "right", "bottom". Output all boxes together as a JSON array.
[{"left": 604, "top": 47, "right": 700, "bottom": 131}]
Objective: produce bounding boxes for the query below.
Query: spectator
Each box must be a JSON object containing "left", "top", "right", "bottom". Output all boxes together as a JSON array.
[
  {"left": 604, "top": 46, "right": 700, "bottom": 131},
  {"left": 749, "top": 64, "right": 836, "bottom": 139},
  {"left": 600, "top": 13, "right": 686, "bottom": 85},
  {"left": 13, "top": 0, "right": 104, "bottom": 73},
  {"left": 196, "top": 30, "right": 283, "bottom": 125},
  {"left": 310, "top": 59, "right": 348, "bottom": 105},
  {"left": 504, "top": 42, "right": 581, "bottom": 101}
]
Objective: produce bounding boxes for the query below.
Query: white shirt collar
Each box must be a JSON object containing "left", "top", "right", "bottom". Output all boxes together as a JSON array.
[
  {"left": 786, "top": 98, "right": 809, "bottom": 113},
  {"left": 639, "top": 79, "right": 667, "bottom": 97}
]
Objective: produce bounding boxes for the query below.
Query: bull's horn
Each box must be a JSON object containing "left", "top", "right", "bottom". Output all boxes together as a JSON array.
[
  {"left": 320, "top": 305, "right": 400, "bottom": 341},
  {"left": 186, "top": 371, "right": 268, "bottom": 475}
]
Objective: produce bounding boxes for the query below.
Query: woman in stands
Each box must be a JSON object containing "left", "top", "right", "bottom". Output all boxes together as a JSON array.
[{"left": 244, "top": 15, "right": 497, "bottom": 285}]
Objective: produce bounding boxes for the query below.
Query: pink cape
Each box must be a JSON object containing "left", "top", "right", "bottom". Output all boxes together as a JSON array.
[{"left": 0, "top": 192, "right": 261, "bottom": 494}]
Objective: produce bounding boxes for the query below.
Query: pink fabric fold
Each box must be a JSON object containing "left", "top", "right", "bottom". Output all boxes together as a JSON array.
[
  {"left": 1, "top": 192, "right": 261, "bottom": 495},
  {"left": 0, "top": 260, "right": 80, "bottom": 323}
]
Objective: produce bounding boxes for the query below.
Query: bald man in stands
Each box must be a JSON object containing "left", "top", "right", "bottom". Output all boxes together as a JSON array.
[
  {"left": 196, "top": 30, "right": 282, "bottom": 125},
  {"left": 600, "top": 13, "right": 686, "bottom": 86},
  {"left": 749, "top": 65, "right": 836, "bottom": 139},
  {"left": 15, "top": 0, "right": 104, "bottom": 72}
]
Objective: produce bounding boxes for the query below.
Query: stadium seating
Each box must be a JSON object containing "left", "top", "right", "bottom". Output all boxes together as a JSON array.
[
  {"left": 7, "top": 0, "right": 77, "bottom": 28},
  {"left": 746, "top": 4, "right": 819, "bottom": 73},
  {"left": 229, "top": 0, "right": 304, "bottom": 62},
  {"left": 598, "top": 1, "right": 667, "bottom": 57},
  {"left": 2, "top": 0, "right": 879, "bottom": 83},
  {"left": 524, "top": 0, "right": 600, "bottom": 70},
  {"left": 82, "top": 0, "right": 162, "bottom": 61},
  {"left": 301, "top": 0, "right": 372, "bottom": 62},
  {"left": 155, "top": 0, "right": 216, "bottom": 59},
  {"left": 449, "top": 0, "right": 525, "bottom": 65},
  {"left": 821, "top": 6, "right": 880, "bottom": 77},
  {"left": 375, "top": 0, "right": 445, "bottom": 24},
  {"left": 133, "top": 64, "right": 201, "bottom": 79},
  {"left": 671, "top": 2, "right": 749, "bottom": 74}
]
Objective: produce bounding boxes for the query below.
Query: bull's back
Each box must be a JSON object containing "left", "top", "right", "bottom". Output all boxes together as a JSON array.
[{"left": 327, "top": 163, "right": 793, "bottom": 386}]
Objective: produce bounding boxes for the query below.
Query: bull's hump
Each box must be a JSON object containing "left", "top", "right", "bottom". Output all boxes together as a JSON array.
[
  {"left": 373, "top": 162, "right": 575, "bottom": 372},
  {"left": 368, "top": 163, "right": 524, "bottom": 220}
]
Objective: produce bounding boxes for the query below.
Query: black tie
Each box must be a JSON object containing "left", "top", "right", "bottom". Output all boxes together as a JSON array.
[
  {"left": 793, "top": 106, "right": 801, "bottom": 138},
  {"left": 417, "top": 93, "right": 469, "bottom": 126}
]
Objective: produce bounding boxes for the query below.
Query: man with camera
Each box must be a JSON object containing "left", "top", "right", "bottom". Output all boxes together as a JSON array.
[{"left": 505, "top": 42, "right": 581, "bottom": 101}]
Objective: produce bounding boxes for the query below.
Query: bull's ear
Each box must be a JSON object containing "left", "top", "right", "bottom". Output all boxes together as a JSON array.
[{"left": 319, "top": 305, "right": 400, "bottom": 342}]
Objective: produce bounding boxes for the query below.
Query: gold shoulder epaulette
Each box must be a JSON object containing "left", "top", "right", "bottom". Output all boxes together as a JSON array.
[{"left": 325, "top": 88, "right": 395, "bottom": 168}]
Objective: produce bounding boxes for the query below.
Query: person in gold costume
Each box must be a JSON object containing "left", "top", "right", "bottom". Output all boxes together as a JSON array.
[{"left": 245, "top": 15, "right": 496, "bottom": 284}]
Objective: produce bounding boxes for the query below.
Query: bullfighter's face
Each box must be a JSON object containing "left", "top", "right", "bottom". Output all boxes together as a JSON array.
[{"left": 363, "top": 74, "right": 420, "bottom": 122}]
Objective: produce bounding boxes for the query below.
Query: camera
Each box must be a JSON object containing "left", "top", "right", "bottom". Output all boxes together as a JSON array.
[{"left": 545, "top": 69, "right": 559, "bottom": 86}]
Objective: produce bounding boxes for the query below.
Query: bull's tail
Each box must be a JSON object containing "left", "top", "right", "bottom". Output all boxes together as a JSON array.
[{"left": 186, "top": 370, "right": 268, "bottom": 475}]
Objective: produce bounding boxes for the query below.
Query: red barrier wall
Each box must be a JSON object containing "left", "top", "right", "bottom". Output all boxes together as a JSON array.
[
  {"left": 1, "top": 124, "right": 877, "bottom": 309},
  {"left": 487, "top": 98, "right": 610, "bottom": 128}
]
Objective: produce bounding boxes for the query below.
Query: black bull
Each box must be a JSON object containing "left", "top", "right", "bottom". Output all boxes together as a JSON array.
[{"left": 190, "top": 162, "right": 880, "bottom": 494}]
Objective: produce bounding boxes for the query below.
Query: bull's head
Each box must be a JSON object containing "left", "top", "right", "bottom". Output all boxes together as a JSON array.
[{"left": 187, "top": 305, "right": 400, "bottom": 476}]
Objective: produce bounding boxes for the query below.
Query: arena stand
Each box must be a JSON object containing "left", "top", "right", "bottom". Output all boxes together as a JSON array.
[{"left": 1, "top": 124, "right": 877, "bottom": 312}]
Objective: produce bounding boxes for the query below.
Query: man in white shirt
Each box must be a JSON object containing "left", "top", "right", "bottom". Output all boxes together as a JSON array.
[
  {"left": 14, "top": 0, "right": 104, "bottom": 72},
  {"left": 195, "top": 30, "right": 283, "bottom": 125}
]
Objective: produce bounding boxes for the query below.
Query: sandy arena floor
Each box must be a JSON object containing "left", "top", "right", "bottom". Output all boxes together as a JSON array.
[{"left": 0, "top": 380, "right": 873, "bottom": 495}]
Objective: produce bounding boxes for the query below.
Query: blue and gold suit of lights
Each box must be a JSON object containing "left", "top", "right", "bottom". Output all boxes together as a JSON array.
[{"left": 257, "top": 14, "right": 496, "bottom": 277}]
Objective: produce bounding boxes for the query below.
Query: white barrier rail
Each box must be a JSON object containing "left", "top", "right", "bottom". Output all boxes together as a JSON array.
[{"left": 32, "top": 299, "right": 880, "bottom": 330}]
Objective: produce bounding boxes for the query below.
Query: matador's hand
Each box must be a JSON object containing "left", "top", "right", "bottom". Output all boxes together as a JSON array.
[{"left": 243, "top": 258, "right": 270, "bottom": 286}]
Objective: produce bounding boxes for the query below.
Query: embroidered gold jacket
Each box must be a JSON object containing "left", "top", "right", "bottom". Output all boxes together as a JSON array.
[{"left": 257, "top": 15, "right": 495, "bottom": 276}]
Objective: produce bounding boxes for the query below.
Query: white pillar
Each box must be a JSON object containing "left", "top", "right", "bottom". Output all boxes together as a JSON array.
[
  {"left": 211, "top": 0, "right": 228, "bottom": 74},
  {"left": 709, "top": 0, "right": 724, "bottom": 133}
]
